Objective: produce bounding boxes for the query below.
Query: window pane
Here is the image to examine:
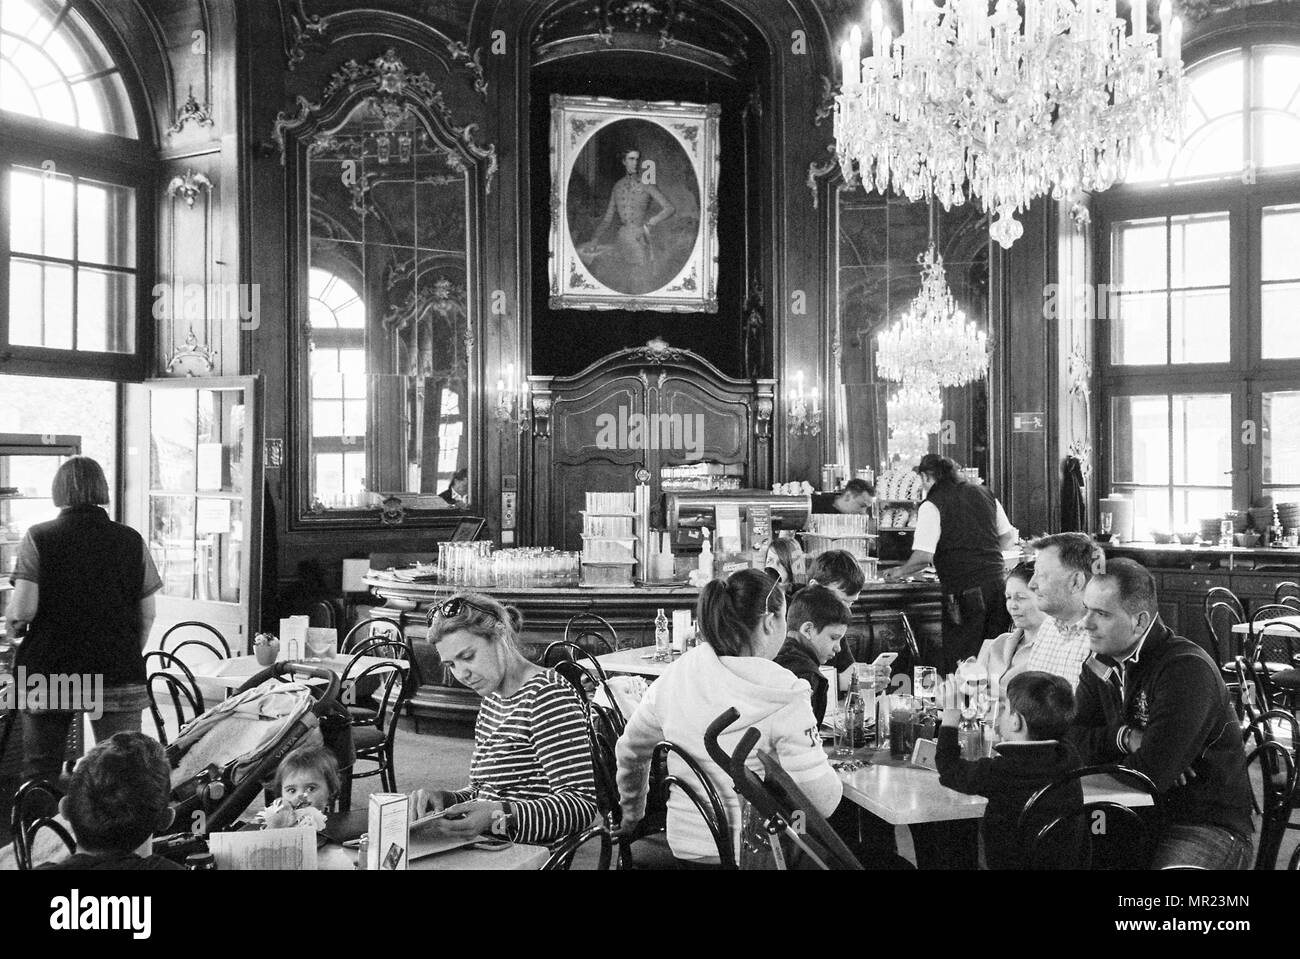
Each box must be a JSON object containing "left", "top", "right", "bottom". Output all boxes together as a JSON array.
[
  {"left": 1111, "top": 292, "right": 1166, "bottom": 365},
  {"left": 1178, "top": 488, "right": 1234, "bottom": 529},
  {"left": 314, "top": 453, "right": 342, "bottom": 503},
  {"left": 1262, "top": 205, "right": 1300, "bottom": 282},
  {"left": 151, "top": 390, "right": 196, "bottom": 491},
  {"left": 1263, "top": 390, "right": 1300, "bottom": 486},
  {"left": 1170, "top": 289, "right": 1229, "bottom": 363},
  {"left": 9, "top": 167, "right": 74, "bottom": 259},
  {"left": 1131, "top": 488, "right": 1172, "bottom": 537},
  {"left": 1258, "top": 47, "right": 1300, "bottom": 111},
  {"left": 1174, "top": 115, "right": 1245, "bottom": 181},
  {"left": 1171, "top": 213, "right": 1230, "bottom": 288},
  {"left": 1172, "top": 394, "right": 1232, "bottom": 485},
  {"left": 77, "top": 179, "right": 136, "bottom": 267},
  {"left": 343, "top": 452, "right": 366, "bottom": 496},
  {"left": 343, "top": 400, "right": 367, "bottom": 435},
  {"left": 1113, "top": 219, "right": 1166, "bottom": 292},
  {"left": 312, "top": 401, "right": 342, "bottom": 438},
  {"left": 1113, "top": 395, "right": 1170, "bottom": 485},
  {"left": 77, "top": 267, "right": 135, "bottom": 353},
  {"left": 149, "top": 495, "right": 196, "bottom": 600},
  {"left": 342, "top": 372, "right": 366, "bottom": 400},
  {"left": 1189, "top": 52, "right": 1246, "bottom": 122},
  {"left": 310, "top": 347, "right": 339, "bottom": 377},
  {"left": 9, "top": 258, "right": 74, "bottom": 349},
  {"left": 339, "top": 349, "right": 366, "bottom": 380},
  {"left": 1262, "top": 282, "right": 1300, "bottom": 359},
  {"left": 1257, "top": 112, "right": 1300, "bottom": 170}
]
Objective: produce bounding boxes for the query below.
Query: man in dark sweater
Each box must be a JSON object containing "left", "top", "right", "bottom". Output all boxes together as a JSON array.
[
  {"left": 936, "top": 671, "right": 1083, "bottom": 869},
  {"left": 774, "top": 585, "right": 852, "bottom": 725},
  {"left": 1069, "top": 558, "right": 1254, "bottom": 869},
  {"left": 39, "top": 732, "right": 182, "bottom": 871}
]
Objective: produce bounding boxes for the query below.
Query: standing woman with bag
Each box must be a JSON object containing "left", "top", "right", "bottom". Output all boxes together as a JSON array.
[{"left": 4, "top": 457, "right": 163, "bottom": 783}]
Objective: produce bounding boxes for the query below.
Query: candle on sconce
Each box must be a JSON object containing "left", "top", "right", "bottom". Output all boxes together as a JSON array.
[
  {"left": 1131, "top": 0, "right": 1147, "bottom": 38},
  {"left": 1167, "top": 16, "right": 1182, "bottom": 67},
  {"left": 810, "top": 388, "right": 821, "bottom": 416},
  {"left": 849, "top": 25, "right": 863, "bottom": 84},
  {"left": 869, "top": 1, "right": 883, "bottom": 60}
]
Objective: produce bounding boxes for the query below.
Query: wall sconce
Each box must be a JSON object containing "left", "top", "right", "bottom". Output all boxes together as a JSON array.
[
  {"left": 494, "top": 363, "right": 529, "bottom": 432},
  {"left": 787, "top": 370, "right": 821, "bottom": 436},
  {"left": 376, "top": 134, "right": 391, "bottom": 164}
]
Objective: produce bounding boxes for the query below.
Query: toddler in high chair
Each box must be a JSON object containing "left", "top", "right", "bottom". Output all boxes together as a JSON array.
[{"left": 258, "top": 745, "right": 339, "bottom": 831}]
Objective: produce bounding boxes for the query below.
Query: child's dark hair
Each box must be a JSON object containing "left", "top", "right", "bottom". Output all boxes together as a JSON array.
[
  {"left": 788, "top": 584, "right": 851, "bottom": 637},
  {"left": 807, "top": 549, "right": 866, "bottom": 597},
  {"left": 65, "top": 732, "right": 173, "bottom": 853},
  {"left": 697, "top": 568, "right": 784, "bottom": 657},
  {"left": 1005, "top": 671, "right": 1076, "bottom": 741},
  {"left": 273, "top": 745, "right": 341, "bottom": 802}
]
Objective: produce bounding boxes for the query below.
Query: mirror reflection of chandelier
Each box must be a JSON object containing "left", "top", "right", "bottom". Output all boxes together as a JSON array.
[
  {"left": 834, "top": 0, "right": 1187, "bottom": 248},
  {"left": 877, "top": 244, "right": 988, "bottom": 389},
  {"left": 888, "top": 383, "right": 944, "bottom": 463}
]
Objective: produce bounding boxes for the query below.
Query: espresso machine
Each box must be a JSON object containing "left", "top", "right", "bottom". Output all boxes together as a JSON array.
[{"left": 661, "top": 489, "right": 812, "bottom": 554}]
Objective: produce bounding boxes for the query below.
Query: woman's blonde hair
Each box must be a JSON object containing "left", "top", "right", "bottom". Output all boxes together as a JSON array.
[
  {"left": 51, "top": 455, "right": 110, "bottom": 508},
  {"left": 426, "top": 591, "right": 524, "bottom": 648}
]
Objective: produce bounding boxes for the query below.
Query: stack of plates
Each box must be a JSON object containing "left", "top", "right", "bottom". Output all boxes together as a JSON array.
[
  {"left": 1199, "top": 518, "right": 1223, "bottom": 541},
  {"left": 1278, "top": 502, "right": 1300, "bottom": 529},
  {"left": 1226, "top": 511, "right": 1248, "bottom": 533},
  {"left": 1248, "top": 507, "right": 1275, "bottom": 531}
]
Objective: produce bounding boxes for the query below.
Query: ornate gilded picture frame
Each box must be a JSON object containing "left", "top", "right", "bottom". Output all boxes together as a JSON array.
[{"left": 549, "top": 95, "right": 719, "bottom": 312}]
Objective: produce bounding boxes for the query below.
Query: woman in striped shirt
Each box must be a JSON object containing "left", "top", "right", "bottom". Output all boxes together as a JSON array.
[{"left": 408, "top": 592, "right": 599, "bottom": 845}]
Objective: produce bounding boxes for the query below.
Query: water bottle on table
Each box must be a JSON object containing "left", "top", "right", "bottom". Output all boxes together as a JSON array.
[{"left": 654, "top": 608, "right": 670, "bottom": 663}]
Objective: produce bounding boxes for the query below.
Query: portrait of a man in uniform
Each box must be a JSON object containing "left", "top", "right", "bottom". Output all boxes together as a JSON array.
[{"left": 551, "top": 98, "right": 718, "bottom": 311}]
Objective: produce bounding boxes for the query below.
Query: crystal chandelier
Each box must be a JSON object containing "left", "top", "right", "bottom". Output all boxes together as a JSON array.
[
  {"left": 877, "top": 244, "right": 989, "bottom": 388},
  {"left": 835, "top": 0, "right": 1187, "bottom": 248},
  {"left": 888, "top": 384, "right": 944, "bottom": 462}
]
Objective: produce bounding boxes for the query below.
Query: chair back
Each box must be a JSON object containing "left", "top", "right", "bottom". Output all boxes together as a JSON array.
[
  {"left": 347, "top": 660, "right": 409, "bottom": 743},
  {"left": 1245, "top": 739, "right": 1296, "bottom": 870},
  {"left": 340, "top": 617, "right": 404, "bottom": 654},
  {"left": 1273, "top": 581, "right": 1300, "bottom": 607},
  {"left": 1251, "top": 616, "right": 1300, "bottom": 673},
  {"left": 542, "top": 824, "right": 613, "bottom": 871},
  {"left": 144, "top": 650, "right": 205, "bottom": 746},
  {"left": 1231, "top": 655, "right": 1270, "bottom": 728},
  {"left": 651, "top": 740, "right": 735, "bottom": 869},
  {"left": 1203, "top": 586, "right": 1245, "bottom": 623},
  {"left": 1203, "top": 601, "right": 1244, "bottom": 666},
  {"left": 307, "top": 599, "right": 337, "bottom": 629},
  {"left": 11, "top": 779, "right": 76, "bottom": 871},
  {"left": 1019, "top": 764, "right": 1162, "bottom": 870},
  {"left": 341, "top": 639, "right": 412, "bottom": 718},
  {"left": 159, "top": 621, "right": 231, "bottom": 663},
  {"left": 1245, "top": 708, "right": 1299, "bottom": 760},
  {"left": 542, "top": 640, "right": 616, "bottom": 717},
  {"left": 563, "top": 613, "right": 618, "bottom": 653}
]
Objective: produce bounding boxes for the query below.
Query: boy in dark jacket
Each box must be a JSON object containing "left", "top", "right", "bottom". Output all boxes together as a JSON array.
[
  {"left": 774, "top": 584, "right": 852, "bottom": 725},
  {"left": 39, "top": 732, "right": 182, "bottom": 870},
  {"left": 935, "top": 671, "right": 1083, "bottom": 870}
]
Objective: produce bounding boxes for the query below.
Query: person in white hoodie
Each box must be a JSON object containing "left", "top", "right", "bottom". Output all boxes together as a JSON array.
[{"left": 614, "top": 568, "right": 843, "bottom": 867}]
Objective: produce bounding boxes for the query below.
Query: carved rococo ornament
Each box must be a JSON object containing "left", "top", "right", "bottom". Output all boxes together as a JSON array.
[
  {"left": 273, "top": 49, "right": 498, "bottom": 193},
  {"left": 626, "top": 337, "right": 687, "bottom": 365},
  {"left": 166, "top": 328, "right": 218, "bottom": 376},
  {"left": 165, "top": 170, "right": 213, "bottom": 208},
  {"left": 807, "top": 150, "right": 838, "bottom": 209},
  {"left": 446, "top": 41, "right": 488, "bottom": 97},
  {"left": 167, "top": 87, "right": 214, "bottom": 137}
]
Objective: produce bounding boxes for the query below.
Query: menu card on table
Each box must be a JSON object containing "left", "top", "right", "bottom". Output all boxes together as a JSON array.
[{"left": 209, "top": 826, "right": 317, "bottom": 870}]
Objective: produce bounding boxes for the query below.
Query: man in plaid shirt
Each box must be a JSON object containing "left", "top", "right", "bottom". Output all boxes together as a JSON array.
[{"left": 1025, "top": 532, "right": 1102, "bottom": 687}]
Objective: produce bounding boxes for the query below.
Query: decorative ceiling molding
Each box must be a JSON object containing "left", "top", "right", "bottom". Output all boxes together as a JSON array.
[
  {"left": 273, "top": 48, "right": 497, "bottom": 192},
  {"left": 532, "top": 0, "right": 756, "bottom": 69},
  {"left": 1175, "top": 0, "right": 1289, "bottom": 23}
]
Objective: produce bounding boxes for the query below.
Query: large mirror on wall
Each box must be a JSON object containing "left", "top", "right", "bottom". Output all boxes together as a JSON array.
[
  {"left": 277, "top": 49, "right": 495, "bottom": 527},
  {"left": 831, "top": 187, "right": 990, "bottom": 480}
]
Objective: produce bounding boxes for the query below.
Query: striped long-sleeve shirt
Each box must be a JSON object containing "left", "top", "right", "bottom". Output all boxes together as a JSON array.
[{"left": 448, "top": 671, "right": 599, "bottom": 845}]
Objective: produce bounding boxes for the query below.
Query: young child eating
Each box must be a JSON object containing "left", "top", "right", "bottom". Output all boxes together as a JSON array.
[
  {"left": 258, "top": 745, "right": 339, "bottom": 831},
  {"left": 935, "top": 670, "right": 1083, "bottom": 869}
]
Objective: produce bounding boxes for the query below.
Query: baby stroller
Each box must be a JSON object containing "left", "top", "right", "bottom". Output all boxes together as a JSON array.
[
  {"left": 704, "top": 707, "right": 862, "bottom": 870},
  {"left": 157, "top": 662, "right": 349, "bottom": 854}
]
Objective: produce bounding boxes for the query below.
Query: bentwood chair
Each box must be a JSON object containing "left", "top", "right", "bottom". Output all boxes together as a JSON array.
[
  {"left": 1245, "top": 739, "right": 1296, "bottom": 870},
  {"left": 1203, "top": 586, "right": 1245, "bottom": 626},
  {"left": 11, "top": 779, "right": 75, "bottom": 871},
  {"left": 563, "top": 613, "right": 619, "bottom": 653},
  {"left": 542, "top": 824, "right": 614, "bottom": 871},
  {"left": 1204, "top": 600, "right": 1246, "bottom": 670},
  {"left": 1020, "top": 765, "right": 1162, "bottom": 870},
  {"left": 543, "top": 640, "right": 624, "bottom": 725},
  {"left": 340, "top": 638, "right": 412, "bottom": 724},
  {"left": 1246, "top": 709, "right": 1300, "bottom": 851},
  {"left": 159, "top": 621, "right": 232, "bottom": 663},
  {"left": 1274, "top": 582, "right": 1300, "bottom": 610},
  {"left": 143, "top": 649, "right": 205, "bottom": 746},
  {"left": 1250, "top": 618, "right": 1300, "bottom": 711},
  {"left": 340, "top": 659, "right": 410, "bottom": 806},
  {"left": 649, "top": 740, "right": 735, "bottom": 869},
  {"left": 340, "top": 616, "right": 404, "bottom": 655}
]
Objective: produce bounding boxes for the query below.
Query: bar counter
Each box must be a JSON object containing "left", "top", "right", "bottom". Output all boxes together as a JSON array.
[{"left": 363, "top": 573, "right": 944, "bottom": 719}]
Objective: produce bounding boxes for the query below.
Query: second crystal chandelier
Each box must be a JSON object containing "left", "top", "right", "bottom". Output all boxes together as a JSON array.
[{"left": 835, "top": 0, "right": 1187, "bottom": 248}]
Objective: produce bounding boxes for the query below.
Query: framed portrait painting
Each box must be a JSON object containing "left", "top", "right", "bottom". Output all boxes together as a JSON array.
[{"left": 549, "top": 95, "right": 720, "bottom": 312}]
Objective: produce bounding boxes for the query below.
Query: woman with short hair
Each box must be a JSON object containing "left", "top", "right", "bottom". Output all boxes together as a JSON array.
[
  {"left": 4, "top": 456, "right": 162, "bottom": 783},
  {"left": 408, "top": 592, "right": 598, "bottom": 845}
]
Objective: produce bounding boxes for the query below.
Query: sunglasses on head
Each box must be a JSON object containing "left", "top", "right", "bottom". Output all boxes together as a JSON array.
[{"left": 427, "top": 596, "right": 501, "bottom": 627}]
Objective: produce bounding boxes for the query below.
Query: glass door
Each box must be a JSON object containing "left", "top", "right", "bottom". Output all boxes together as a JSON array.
[{"left": 138, "top": 377, "right": 260, "bottom": 653}]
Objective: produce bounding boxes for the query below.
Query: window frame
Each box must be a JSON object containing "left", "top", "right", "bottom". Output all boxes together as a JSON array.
[
  {"left": 0, "top": 4, "right": 155, "bottom": 384},
  {"left": 1095, "top": 28, "right": 1300, "bottom": 530}
]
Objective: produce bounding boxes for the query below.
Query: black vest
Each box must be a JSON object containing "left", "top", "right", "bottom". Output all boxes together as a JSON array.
[
  {"left": 924, "top": 479, "right": 1005, "bottom": 592},
  {"left": 16, "top": 506, "right": 148, "bottom": 686}
]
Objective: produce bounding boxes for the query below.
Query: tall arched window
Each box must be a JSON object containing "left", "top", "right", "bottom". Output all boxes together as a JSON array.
[
  {"left": 308, "top": 267, "right": 368, "bottom": 506},
  {"left": 0, "top": 0, "right": 152, "bottom": 380},
  {"left": 1097, "top": 33, "right": 1300, "bottom": 535}
]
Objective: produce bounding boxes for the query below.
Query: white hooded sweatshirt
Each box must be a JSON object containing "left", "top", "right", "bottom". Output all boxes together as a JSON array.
[{"left": 615, "top": 642, "right": 842, "bottom": 863}]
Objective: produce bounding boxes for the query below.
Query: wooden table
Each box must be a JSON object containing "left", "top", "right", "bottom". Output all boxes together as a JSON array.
[
  {"left": 596, "top": 646, "right": 678, "bottom": 677},
  {"left": 834, "top": 746, "right": 1155, "bottom": 825}
]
